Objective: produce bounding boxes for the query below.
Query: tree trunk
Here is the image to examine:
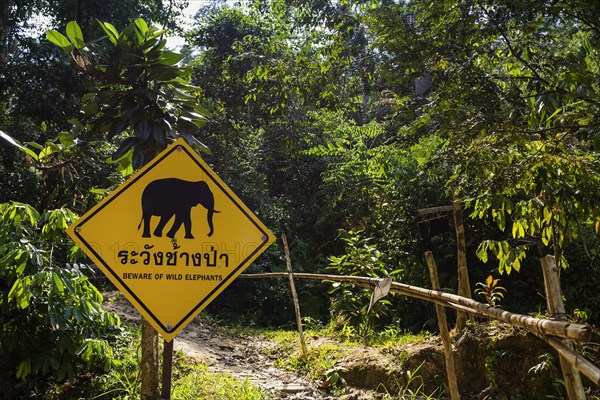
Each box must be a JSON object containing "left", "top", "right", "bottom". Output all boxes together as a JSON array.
[{"left": 0, "top": 0, "right": 11, "bottom": 68}]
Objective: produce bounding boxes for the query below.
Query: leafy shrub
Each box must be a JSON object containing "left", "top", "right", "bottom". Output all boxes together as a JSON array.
[
  {"left": 327, "top": 229, "right": 402, "bottom": 332},
  {"left": 0, "top": 202, "right": 120, "bottom": 383}
]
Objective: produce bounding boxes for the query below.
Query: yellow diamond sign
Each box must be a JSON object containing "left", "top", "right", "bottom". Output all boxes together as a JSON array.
[{"left": 67, "top": 139, "right": 275, "bottom": 341}]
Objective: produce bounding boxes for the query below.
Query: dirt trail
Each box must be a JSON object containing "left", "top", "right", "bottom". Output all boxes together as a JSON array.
[
  {"left": 102, "top": 291, "right": 600, "bottom": 400},
  {"left": 103, "top": 291, "right": 343, "bottom": 400}
]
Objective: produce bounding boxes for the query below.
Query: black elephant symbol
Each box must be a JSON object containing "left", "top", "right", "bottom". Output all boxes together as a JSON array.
[{"left": 138, "top": 178, "right": 220, "bottom": 239}]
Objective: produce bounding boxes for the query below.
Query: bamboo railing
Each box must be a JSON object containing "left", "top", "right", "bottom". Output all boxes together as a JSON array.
[
  {"left": 239, "top": 271, "right": 591, "bottom": 341},
  {"left": 238, "top": 270, "right": 600, "bottom": 390}
]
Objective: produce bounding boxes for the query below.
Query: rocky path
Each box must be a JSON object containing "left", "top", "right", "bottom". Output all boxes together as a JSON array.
[
  {"left": 102, "top": 291, "right": 339, "bottom": 400},
  {"left": 173, "top": 316, "right": 329, "bottom": 399}
]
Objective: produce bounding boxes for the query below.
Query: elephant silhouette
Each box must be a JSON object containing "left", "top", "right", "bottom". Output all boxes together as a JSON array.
[{"left": 138, "top": 178, "right": 219, "bottom": 239}]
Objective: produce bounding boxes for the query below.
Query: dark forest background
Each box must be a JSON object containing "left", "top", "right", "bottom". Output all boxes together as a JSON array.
[{"left": 1, "top": 0, "right": 600, "bottom": 382}]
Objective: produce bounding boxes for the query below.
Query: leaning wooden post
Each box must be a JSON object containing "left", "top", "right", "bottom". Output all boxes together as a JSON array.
[
  {"left": 541, "top": 256, "right": 585, "bottom": 400},
  {"left": 424, "top": 251, "right": 460, "bottom": 400},
  {"left": 282, "top": 233, "right": 308, "bottom": 358},
  {"left": 141, "top": 318, "right": 160, "bottom": 400}
]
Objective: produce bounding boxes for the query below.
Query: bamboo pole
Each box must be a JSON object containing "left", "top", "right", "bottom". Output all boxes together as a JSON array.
[
  {"left": 425, "top": 252, "right": 460, "bottom": 400},
  {"left": 282, "top": 233, "right": 308, "bottom": 358},
  {"left": 239, "top": 270, "right": 600, "bottom": 390},
  {"left": 238, "top": 272, "right": 591, "bottom": 341},
  {"left": 546, "top": 336, "right": 600, "bottom": 387},
  {"left": 541, "top": 256, "right": 586, "bottom": 400},
  {"left": 415, "top": 205, "right": 454, "bottom": 216}
]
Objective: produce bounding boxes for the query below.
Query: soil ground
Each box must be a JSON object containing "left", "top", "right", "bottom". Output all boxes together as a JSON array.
[{"left": 103, "top": 291, "right": 382, "bottom": 399}]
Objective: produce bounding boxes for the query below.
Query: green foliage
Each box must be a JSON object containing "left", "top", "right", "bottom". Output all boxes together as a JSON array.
[
  {"left": 80, "top": 326, "right": 141, "bottom": 399},
  {"left": 40, "top": 325, "right": 269, "bottom": 399},
  {"left": 528, "top": 352, "right": 558, "bottom": 376},
  {"left": 0, "top": 202, "right": 120, "bottom": 383},
  {"left": 306, "top": 112, "right": 389, "bottom": 223},
  {"left": 0, "top": 129, "right": 79, "bottom": 172},
  {"left": 476, "top": 240, "right": 528, "bottom": 275},
  {"left": 327, "top": 229, "right": 400, "bottom": 330},
  {"left": 468, "top": 139, "right": 600, "bottom": 271},
  {"left": 372, "top": 0, "right": 600, "bottom": 275},
  {"left": 397, "top": 361, "right": 444, "bottom": 400},
  {"left": 1, "top": 1, "right": 186, "bottom": 202},
  {"left": 4, "top": 0, "right": 600, "bottom": 375},
  {"left": 45, "top": 18, "right": 210, "bottom": 172},
  {"left": 186, "top": 3, "right": 375, "bottom": 326}
]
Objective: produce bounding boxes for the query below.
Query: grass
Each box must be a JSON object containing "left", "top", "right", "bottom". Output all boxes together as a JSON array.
[
  {"left": 262, "top": 328, "right": 446, "bottom": 399},
  {"left": 269, "top": 330, "right": 345, "bottom": 381},
  {"left": 28, "top": 319, "right": 442, "bottom": 400},
  {"left": 258, "top": 322, "right": 440, "bottom": 397},
  {"left": 171, "top": 362, "right": 270, "bottom": 400},
  {"left": 42, "top": 325, "right": 271, "bottom": 400}
]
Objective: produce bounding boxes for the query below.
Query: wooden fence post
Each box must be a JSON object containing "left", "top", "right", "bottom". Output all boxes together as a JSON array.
[
  {"left": 541, "top": 255, "right": 586, "bottom": 400},
  {"left": 282, "top": 233, "right": 308, "bottom": 358},
  {"left": 451, "top": 183, "right": 473, "bottom": 331},
  {"left": 424, "top": 251, "right": 460, "bottom": 400},
  {"left": 141, "top": 318, "right": 159, "bottom": 400}
]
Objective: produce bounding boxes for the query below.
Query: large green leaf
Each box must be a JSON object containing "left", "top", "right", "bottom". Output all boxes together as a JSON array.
[
  {"left": 97, "top": 21, "right": 119, "bottom": 45},
  {"left": 66, "top": 21, "right": 84, "bottom": 49},
  {"left": 109, "top": 137, "right": 136, "bottom": 161},
  {"left": 134, "top": 18, "right": 149, "bottom": 42},
  {"left": 107, "top": 117, "right": 129, "bottom": 139},
  {"left": 190, "top": 139, "right": 212, "bottom": 155},
  {"left": 57, "top": 132, "right": 75, "bottom": 147},
  {"left": 159, "top": 51, "right": 185, "bottom": 66},
  {"left": 147, "top": 28, "right": 168, "bottom": 41},
  {"left": 0, "top": 131, "right": 40, "bottom": 161},
  {"left": 51, "top": 271, "right": 65, "bottom": 294},
  {"left": 147, "top": 67, "right": 180, "bottom": 82},
  {"left": 134, "top": 119, "right": 152, "bottom": 142},
  {"left": 46, "top": 30, "right": 73, "bottom": 52}
]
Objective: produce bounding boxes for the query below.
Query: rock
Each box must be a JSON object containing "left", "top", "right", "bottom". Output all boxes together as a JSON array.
[{"left": 273, "top": 383, "right": 311, "bottom": 393}]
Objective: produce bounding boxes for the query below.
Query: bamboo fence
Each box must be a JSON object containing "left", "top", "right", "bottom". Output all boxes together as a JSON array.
[{"left": 238, "top": 271, "right": 600, "bottom": 388}]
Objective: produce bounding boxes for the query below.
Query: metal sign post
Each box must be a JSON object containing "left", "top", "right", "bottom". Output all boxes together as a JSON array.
[{"left": 161, "top": 339, "right": 174, "bottom": 400}]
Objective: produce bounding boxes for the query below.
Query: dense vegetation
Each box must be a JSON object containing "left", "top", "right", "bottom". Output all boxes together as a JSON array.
[{"left": 1, "top": 0, "right": 599, "bottom": 395}]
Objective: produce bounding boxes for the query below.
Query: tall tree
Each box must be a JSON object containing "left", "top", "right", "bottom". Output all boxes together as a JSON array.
[
  {"left": 184, "top": 1, "right": 447, "bottom": 328},
  {"left": 0, "top": 0, "right": 188, "bottom": 210},
  {"left": 0, "top": 16, "right": 209, "bottom": 393},
  {"left": 371, "top": 0, "right": 600, "bottom": 273}
]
